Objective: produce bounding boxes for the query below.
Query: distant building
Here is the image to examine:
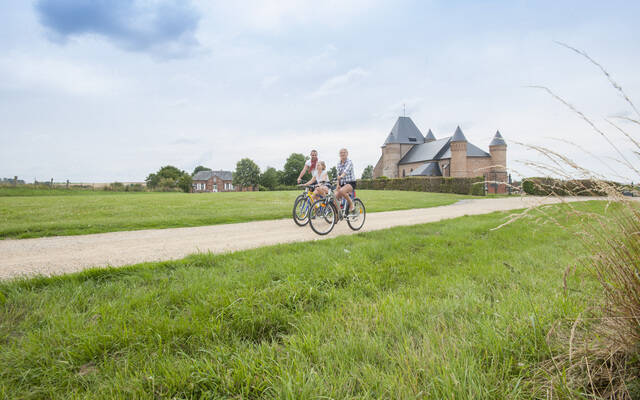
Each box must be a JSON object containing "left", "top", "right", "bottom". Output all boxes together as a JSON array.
[
  {"left": 1, "top": 177, "right": 25, "bottom": 185},
  {"left": 373, "top": 116, "right": 508, "bottom": 193},
  {"left": 192, "top": 170, "right": 235, "bottom": 192}
]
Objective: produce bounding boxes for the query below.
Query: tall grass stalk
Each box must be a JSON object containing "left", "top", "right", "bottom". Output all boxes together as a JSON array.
[{"left": 510, "top": 44, "right": 640, "bottom": 399}]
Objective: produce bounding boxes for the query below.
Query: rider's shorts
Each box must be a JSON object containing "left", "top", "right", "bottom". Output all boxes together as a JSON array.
[{"left": 344, "top": 181, "right": 357, "bottom": 190}]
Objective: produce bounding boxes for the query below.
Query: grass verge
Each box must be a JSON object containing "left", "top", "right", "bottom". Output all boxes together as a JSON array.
[
  {"left": 0, "top": 202, "right": 605, "bottom": 399},
  {"left": 0, "top": 190, "right": 476, "bottom": 239}
]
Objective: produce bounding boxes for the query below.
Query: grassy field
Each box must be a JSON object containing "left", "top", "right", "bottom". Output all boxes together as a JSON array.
[
  {"left": 0, "top": 190, "right": 477, "bottom": 239},
  {"left": 0, "top": 202, "right": 601, "bottom": 399}
]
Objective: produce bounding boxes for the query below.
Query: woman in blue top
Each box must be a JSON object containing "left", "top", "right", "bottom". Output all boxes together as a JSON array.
[{"left": 336, "top": 148, "right": 356, "bottom": 215}]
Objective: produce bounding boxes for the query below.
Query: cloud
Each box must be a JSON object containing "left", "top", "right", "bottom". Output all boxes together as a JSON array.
[
  {"left": 0, "top": 54, "right": 124, "bottom": 96},
  {"left": 208, "top": 0, "right": 384, "bottom": 32},
  {"left": 261, "top": 75, "right": 279, "bottom": 89},
  {"left": 34, "top": 0, "right": 202, "bottom": 59},
  {"left": 311, "top": 67, "right": 369, "bottom": 98}
]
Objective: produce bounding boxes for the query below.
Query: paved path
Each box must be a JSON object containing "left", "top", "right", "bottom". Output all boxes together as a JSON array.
[{"left": 0, "top": 196, "right": 605, "bottom": 280}]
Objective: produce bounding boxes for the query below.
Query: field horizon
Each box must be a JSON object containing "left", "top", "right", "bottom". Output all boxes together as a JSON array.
[{"left": 0, "top": 189, "right": 481, "bottom": 239}]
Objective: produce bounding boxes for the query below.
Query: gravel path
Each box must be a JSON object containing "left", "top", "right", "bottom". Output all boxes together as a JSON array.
[{"left": 0, "top": 196, "right": 605, "bottom": 280}]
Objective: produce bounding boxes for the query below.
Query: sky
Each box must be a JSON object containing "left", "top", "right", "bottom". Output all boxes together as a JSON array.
[{"left": 1, "top": 0, "right": 639, "bottom": 183}]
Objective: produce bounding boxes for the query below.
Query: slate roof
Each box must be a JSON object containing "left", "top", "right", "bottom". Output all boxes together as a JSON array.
[
  {"left": 192, "top": 170, "right": 234, "bottom": 181},
  {"left": 399, "top": 137, "right": 451, "bottom": 164},
  {"left": 424, "top": 129, "right": 436, "bottom": 142},
  {"left": 192, "top": 171, "right": 213, "bottom": 181},
  {"left": 451, "top": 126, "right": 467, "bottom": 142},
  {"left": 439, "top": 142, "right": 491, "bottom": 159},
  {"left": 399, "top": 134, "right": 490, "bottom": 165},
  {"left": 489, "top": 130, "right": 507, "bottom": 146},
  {"left": 384, "top": 116, "right": 425, "bottom": 145},
  {"left": 409, "top": 162, "right": 442, "bottom": 176},
  {"left": 212, "top": 170, "right": 233, "bottom": 181}
]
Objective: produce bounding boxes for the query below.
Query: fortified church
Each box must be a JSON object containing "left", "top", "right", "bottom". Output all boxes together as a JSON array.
[{"left": 372, "top": 117, "right": 508, "bottom": 193}]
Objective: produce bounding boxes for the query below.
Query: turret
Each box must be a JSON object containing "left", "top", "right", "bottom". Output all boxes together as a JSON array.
[
  {"left": 450, "top": 126, "right": 468, "bottom": 178},
  {"left": 424, "top": 129, "right": 436, "bottom": 142},
  {"left": 489, "top": 130, "right": 507, "bottom": 173}
]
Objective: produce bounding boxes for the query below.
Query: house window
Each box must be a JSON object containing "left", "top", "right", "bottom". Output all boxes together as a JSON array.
[
  {"left": 402, "top": 170, "right": 405, "bottom": 177},
  {"left": 213, "top": 184, "right": 218, "bottom": 192}
]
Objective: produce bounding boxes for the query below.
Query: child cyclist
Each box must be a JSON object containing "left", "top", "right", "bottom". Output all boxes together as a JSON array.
[{"left": 303, "top": 161, "right": 331, "bottom": 202}]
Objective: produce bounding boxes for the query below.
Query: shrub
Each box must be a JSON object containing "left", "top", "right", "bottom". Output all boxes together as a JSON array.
[
  {"left": 273, "top": 184, "right": 298, "bottom": 191},
  {"left": 522, "top": 177, "right": 615, "bottom": 196},
  {"left": 357, "top": 176, "right": 485, "bottom": 195},
  {"left": 522, "top": 179, "right": 535, "bottom": 195}
]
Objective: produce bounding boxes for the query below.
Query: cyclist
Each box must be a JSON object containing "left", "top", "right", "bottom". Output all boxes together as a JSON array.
[
  {"left": 297, "top": 150, "right": 319, "bottom": 184},
  {"left": 336, "top": 148, "right": 356, "bottom": 215},
  {"left": 303, "top": 161, "right": 330, "bottom": 201}
]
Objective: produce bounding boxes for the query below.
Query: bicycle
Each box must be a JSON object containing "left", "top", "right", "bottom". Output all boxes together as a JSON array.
[
  {"left": 308, "top": 180, "right": 366, "bottom": 235},
  {"left": 292, "top": 184, "right": 317, "bottom": 226}
]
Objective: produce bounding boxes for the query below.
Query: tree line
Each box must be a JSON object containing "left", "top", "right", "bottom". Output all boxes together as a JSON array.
[
  {"left": 232, "top": 153, "right": 373, "bottom": 191},
  {"left": 145, "top": 153, "right": 374, "bottom": 193}
]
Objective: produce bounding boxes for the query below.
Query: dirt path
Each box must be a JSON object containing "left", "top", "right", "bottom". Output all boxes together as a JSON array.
[{"left": 0, "top": 196, "right": 606, "bottom": 280}]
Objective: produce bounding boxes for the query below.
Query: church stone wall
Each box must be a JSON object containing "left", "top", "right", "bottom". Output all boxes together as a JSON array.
[
  {"left": 450, "top": 141, "right": 468, "bottom": 178},
  {"left": 466, "top": 157, "right": 492, "bottom": 177},
  {"left": 398, "top": 161, "right": 425, "bottom": 178},
  {"left": 381, "top": 144, "right": 401, "bottom": 178}
]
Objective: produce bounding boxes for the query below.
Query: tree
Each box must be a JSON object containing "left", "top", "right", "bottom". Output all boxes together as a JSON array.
[
  {"left": 233, "top": 158, "right": 260, "bottom": 188},
  {"left": 328, "top": 166, "right": 338, "bottom": 180},
  {"left": 145, "top": 165, "right": 192, "bottom": 193},
  {"left": 260, "top": 167, "right": 279, "bottom": 190},
  {"left": 156, "top": 165, "right": 183, "bottom": 180},
  {"left": 281, "top": 153, "right": 308, "bottom": 185},
  {"left": 177, "top": 174, "right": 192, "bottom": 193},
  {"left": 145, "top": 173, "right": 160, "bottom": 189},
  {"left": 192, "top": 165, "right": 211, "bottom": 176},
  {"left": 361, "top": 165, "right": 374, "bottom": 180}
]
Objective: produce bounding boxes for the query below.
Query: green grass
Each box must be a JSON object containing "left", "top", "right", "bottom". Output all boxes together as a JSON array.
[
  {"left": 0, "top": 190, "right": 476, "bottom": 239},
  {"left": 0, "top": 202, "right": 602, "bottom": 399}
]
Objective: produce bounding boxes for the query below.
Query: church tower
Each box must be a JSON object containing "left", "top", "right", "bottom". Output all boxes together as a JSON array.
[
  {"left": 488, "top": 130, "right": 508, "bottom": 193},
  {"left": 378, "top": 116, "right": 425, "bottom": 178},
  {"left": 449, "top": 126, "right": 468, "bottom": 178}
]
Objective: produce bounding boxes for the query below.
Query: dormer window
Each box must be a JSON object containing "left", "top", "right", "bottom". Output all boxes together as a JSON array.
[{"left": 408, "top": 138, "right": 417, "bottom": 142}]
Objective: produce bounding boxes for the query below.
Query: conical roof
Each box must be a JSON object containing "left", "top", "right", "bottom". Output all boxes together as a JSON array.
[
  {"left": 424, "top": 129, "right": 436, "bottom": 142},
  {"left": 489, "top": 130, "right": 506, "bottom": 146},
  {"left": 384, "top": 116, "right": 425, "bottom": 145},
  {"left": 451, "top": 126, "right": 467, "bottom": 142}
]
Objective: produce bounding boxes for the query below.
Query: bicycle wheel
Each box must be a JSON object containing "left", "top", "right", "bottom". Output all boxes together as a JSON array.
[
  {"left": 309, "top": 198, "right": 337, "bottom": 235},
  {"left": 292, "top": 195, "right": 310, "bottom": 226},
  {"left": 346, "top": 198, "right": 366, "bottom": 231}
]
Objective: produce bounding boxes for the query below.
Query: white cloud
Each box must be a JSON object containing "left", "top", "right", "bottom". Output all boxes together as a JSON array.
[
  {"left": 261, "top": 75, "right": 280, "bottom": 89},
  {"left": 0, "top": 53, "right": 125, "bottom": 96},
  {"left": 205, "top": 0, "right": 385, "bottom": 31},
  {"left": 311, "top": 67, "right": 369, "bottom": 98}
]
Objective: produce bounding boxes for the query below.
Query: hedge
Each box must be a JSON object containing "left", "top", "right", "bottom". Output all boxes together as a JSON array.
[
  {"left": 521, "top": 177, "right": 617, "bottom": 196},
  {"left": 357, "top": 176, "right": 485, "bottom": 196}
]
